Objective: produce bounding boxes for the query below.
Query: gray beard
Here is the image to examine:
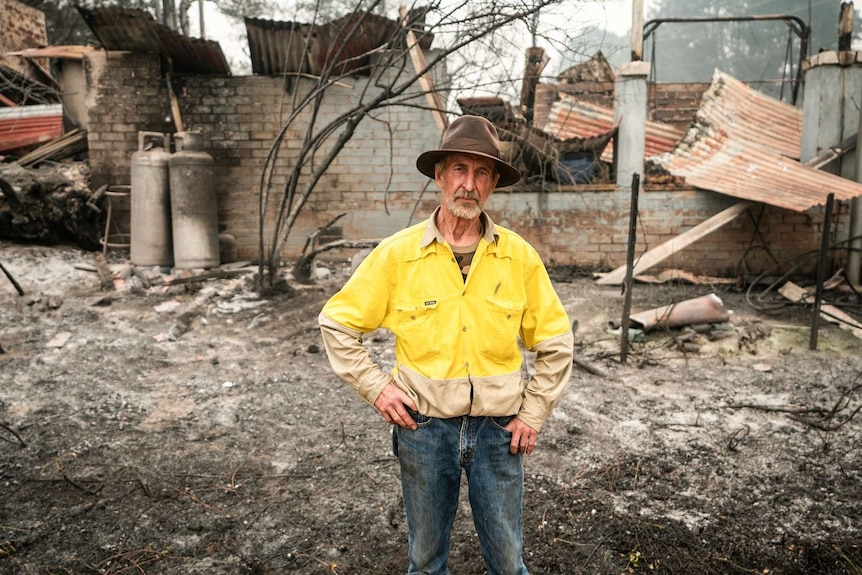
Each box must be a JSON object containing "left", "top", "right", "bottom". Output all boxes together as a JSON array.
[{"left": 446, "top": 196, "right": 482, "bottom": 220}]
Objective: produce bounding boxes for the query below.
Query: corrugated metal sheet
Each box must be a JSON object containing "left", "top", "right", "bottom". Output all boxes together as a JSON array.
[
  {"left": 245, "top": 10, "right": 433, "bottom": 77},
  {"left": 648, "top": 125, "right": 862, "bottom": 212},
  {"left": 545, "top": 95, "right": 684, "bottom": 163},
  {"left": 245, "top": 17, "right": 311, "bottom": 76},
  {"left": 0, "top": 103, "right": 63, "bottom": 153},
  {"left": 698, "top": 69, "right": 802, "bottom": 159},
  {"left": 649, "top": 70, "right": 862, "bottom": 212},
  {"left": 75, "top": 7, "right": 230, "bottom": 75}
]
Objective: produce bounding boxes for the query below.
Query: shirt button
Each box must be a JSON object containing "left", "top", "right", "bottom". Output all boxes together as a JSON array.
[{"left": 462, "top": 326, "right": 467, "bottom": 332}]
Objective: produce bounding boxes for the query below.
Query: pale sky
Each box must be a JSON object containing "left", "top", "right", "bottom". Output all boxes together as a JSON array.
[{"left": 190, "top": 1, "right": 641, "bottom": 75}]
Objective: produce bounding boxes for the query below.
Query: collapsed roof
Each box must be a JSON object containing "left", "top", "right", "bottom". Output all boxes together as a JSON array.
[
  {"left": 648, "top": 69, "right": 860, "bottom": 212},
  {"left": 244, "top": 8, "right": 433, "bottom": 77},
  {"left": 462, "top": 65, "right": 862, "bottom": 211},
  {"left": 75, "top": 6, "right": 230, "bottom": 75}
]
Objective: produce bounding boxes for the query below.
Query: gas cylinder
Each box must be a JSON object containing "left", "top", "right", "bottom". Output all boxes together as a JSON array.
[
  {"left": 130, "top": 132, "right": 172, "bottom": 267},
  {"left": 169, "top": 131, "right": 220, "bottom": 269},
  {"left": 218, "top": 223, "right": 237, "bottom": 264}
]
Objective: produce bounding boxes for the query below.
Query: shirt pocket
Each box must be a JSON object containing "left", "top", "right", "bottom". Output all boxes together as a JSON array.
[
  {"left": 478, "top": 296, "right": 525, "bottom": 363},
  {"left": 393, "top": 299, "right": 442, "bottom": 364}
]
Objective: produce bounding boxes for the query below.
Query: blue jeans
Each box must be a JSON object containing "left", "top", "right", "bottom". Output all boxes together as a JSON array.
[{"left": 393, "top": 412, "right": 529, "bottom": 575}]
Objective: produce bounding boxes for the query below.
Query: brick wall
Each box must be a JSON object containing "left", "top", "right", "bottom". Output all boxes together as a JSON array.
[
  {"left": 0, "top": 0, "right": 48, "bottom": 72},
  {"left": 85, "top": 52, "right": 842, "bottom": 278},
  {"left": 556, "top": 80, "right": 708, "bottom": 132}
]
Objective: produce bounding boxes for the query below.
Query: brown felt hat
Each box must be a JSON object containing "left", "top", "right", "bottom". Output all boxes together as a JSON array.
[{"left": 416, "top": 115, "right": 521, "bottom": 188}]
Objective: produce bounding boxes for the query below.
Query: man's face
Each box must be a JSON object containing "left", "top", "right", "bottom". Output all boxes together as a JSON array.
[{"left": 436, "top": 153, "right": 500, "bottom": 220}]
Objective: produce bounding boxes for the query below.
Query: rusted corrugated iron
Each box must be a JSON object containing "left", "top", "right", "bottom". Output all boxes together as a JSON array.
[
  {"left": 648, "top": 69, "right": 861, "bottom": 212},
  {"left": 698, "top": 69, "right": 802, "bottom": 159},
  {"left": 245, "top": 9, "right": 433, "bottom": 77},
  {"left": 245, "top": 17, "right": 311, "bottom": 76},
  {"left": 309, "top": 11, "right": 398, "bottom": 76},
  {"left": 648, "top": 125, "right": 862, "bottom": 212},
  {"left": 75, "top": 7, "right": 230, "bottom": 75},
  {"left": 546, "top": 95, "right": 683, "bottom": 163},
  {"left": 0, "top": 104, "right": 63, "bottom": 153}
]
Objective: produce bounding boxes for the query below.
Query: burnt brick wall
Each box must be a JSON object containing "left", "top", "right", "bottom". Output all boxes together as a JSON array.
[
  {"left": 0, "top": 0, "right": 46, "bottom": 52},
  {"left": 84, "top": 52, "right": 843, "bottom": 278},
  {"left": 484, "top": 188, "right": 841, "bottom": 277},
  {"left": 1, "top": 0, "right": 48, "bottom": 71}
]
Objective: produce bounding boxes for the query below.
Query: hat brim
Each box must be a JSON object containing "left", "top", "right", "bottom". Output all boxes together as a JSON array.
[{"left": 416, "top": 149, "right": 521, "bottom": 188}]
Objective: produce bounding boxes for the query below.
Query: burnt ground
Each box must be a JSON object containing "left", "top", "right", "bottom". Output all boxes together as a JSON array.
[{"left": 1, "top": 240, "right": 861, "bottom": 575}]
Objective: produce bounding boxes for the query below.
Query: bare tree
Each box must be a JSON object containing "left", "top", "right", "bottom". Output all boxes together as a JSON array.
[{"left": 256, "top": 0, "right": 570, "bottom": 287}]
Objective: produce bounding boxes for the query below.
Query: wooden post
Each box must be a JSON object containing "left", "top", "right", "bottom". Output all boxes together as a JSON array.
[
  {"left": 631, "top": 0, "right": 645, "bottom": 61},
  {"left": 596, "top": 201, "right": 752, "bottom": 285},
  {"left": 400, "top": 5, "right": 448, "bottom": 134}
]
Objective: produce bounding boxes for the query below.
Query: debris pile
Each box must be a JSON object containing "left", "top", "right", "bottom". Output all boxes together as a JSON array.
[{"left": 0, "top": 161, "right": 102, "bottom": 248}]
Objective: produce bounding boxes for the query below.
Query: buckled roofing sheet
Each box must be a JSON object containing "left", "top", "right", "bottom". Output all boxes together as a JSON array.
[
  {"left": 649, "top": 128, "right": 862, "bottom": 211},
  {"left": 697, "top": 70, "right": 802, "bottom": 159},
  {"left": 545, "top": 95, "right": 684, "bottom": 162},
  {"left": 75, "top": 7, "right": 230, "bottom": 75},
  {"left": 650, "top": 70, "right": 862, "bottom": 212},
  {"left": 245, "top": 11, "right": 432, "bottom": 77}
]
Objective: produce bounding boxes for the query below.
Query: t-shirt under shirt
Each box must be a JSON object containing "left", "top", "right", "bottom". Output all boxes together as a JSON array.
[{"left": 451, "top": 239, "right": 479, "bottom": 282}]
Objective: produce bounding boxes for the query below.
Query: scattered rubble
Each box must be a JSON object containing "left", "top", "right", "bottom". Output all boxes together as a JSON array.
[
  {"left": 2, "top": 242, "right": 862, "bottom": 575},
  {"left": 0, "top": 162, "right": 101, "bottom": 248}
]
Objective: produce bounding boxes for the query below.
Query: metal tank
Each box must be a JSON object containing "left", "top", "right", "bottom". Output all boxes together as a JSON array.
[
  {"left": 130, "top": 132, "right": 172, "bottom": 267},
  {"left": 169, "top": 131, "right": 220, "bottom": 269}
]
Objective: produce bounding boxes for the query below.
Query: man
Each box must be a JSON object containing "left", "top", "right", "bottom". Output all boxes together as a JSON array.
[{"left": 318, "top": 115, "right": 574, "bottom": 575}]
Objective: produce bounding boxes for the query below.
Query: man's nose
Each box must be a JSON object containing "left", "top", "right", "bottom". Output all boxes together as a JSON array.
[{"left": 463, "top": 170, "right": 476, "bottom": 191}]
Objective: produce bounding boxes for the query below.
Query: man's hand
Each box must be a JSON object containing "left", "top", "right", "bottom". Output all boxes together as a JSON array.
[
  {"left": 373, "top": 381, "right": 418, "bottom": 430},
  {"left": 505, "top": 417, "right": 538, "bottom": 455}
]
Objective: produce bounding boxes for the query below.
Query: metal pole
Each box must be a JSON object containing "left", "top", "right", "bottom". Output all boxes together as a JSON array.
[
  {"left": 849, "top": 78, "right": 862, "bottom": 285},
  {"left": 620, "top": 173, "right": 640, "bottom": 363},
  {"left": 199, "top": 0, "right": 205, "bottom": 38},
  {"left": 809, "top": 193, "right": 835, "bottom": 351}
]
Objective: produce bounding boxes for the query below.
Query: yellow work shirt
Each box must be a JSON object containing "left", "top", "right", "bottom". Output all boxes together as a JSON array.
[{"left": 319, "top": 209, "right": 574, "bottom": 432}]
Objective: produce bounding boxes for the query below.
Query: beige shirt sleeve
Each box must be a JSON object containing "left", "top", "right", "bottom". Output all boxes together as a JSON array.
[
  {"left": 517, "top": 330, "right": 574, "bottom": 432},
  {"left": 318, "top": 312, "right": 392, "bottom": 406}
]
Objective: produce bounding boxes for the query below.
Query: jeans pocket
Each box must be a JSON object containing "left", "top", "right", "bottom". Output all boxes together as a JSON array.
[
  {"left": 407, "top": 408, "right": 433, "bottom": 427},
  {"left": 490, "top": 415, "right": 515, "bottom": 432},
  {"left": 392, "top": 411, "right": 434, "bottom": 456}
]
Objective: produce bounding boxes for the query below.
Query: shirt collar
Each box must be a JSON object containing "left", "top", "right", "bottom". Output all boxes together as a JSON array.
[{"left": 421, "top": 207, "right": 498, "bottom": 249}]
